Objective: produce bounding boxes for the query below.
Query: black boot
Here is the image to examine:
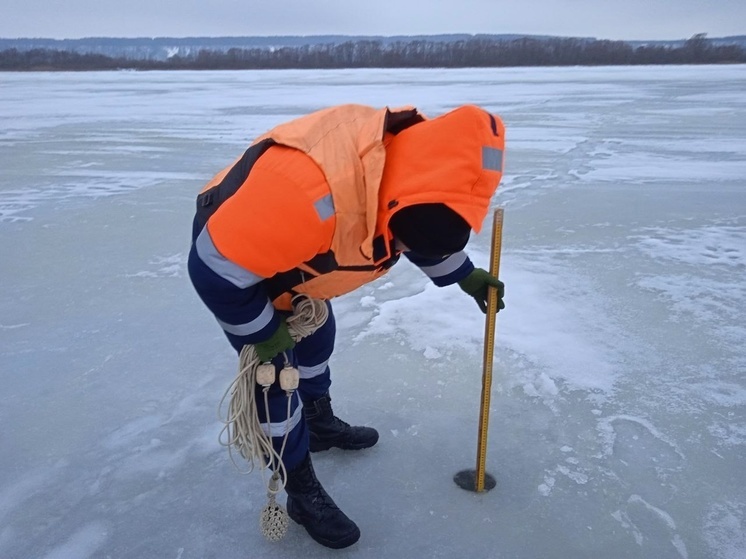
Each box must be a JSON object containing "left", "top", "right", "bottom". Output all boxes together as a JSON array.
[
  {"left": 304, "top": 393, "right": 379, "bottom": 452},
  {"left": 285, "top": 452, "right": 360, "bottom": 549}
]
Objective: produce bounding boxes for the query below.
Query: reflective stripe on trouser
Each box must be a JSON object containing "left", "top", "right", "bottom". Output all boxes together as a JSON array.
[{"left": 253, "top": 300, "right": 336, "bottom": 470}]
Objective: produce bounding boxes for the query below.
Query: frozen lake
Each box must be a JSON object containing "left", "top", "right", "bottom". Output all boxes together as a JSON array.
[{"left": 1, "top": 65, "right": 745, "bottom": 559}]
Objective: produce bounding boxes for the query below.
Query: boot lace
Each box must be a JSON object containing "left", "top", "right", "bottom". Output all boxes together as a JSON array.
[
  {"left": 330, "top": 415, "right": 352, "bottom": 430},
  {"left": 310, "top": 485, "right": 339, "bottom": 514}
]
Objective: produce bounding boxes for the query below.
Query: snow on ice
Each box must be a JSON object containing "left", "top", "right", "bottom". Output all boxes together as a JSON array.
[{"left": 1, "top": 65, "right": 745, "bottom": 558}]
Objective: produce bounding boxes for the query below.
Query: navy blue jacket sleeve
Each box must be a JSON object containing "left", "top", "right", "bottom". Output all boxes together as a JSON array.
[
  {"left": 188, "top": 217, "right": 280, "bottom": 353},
  {"left": 404, "top": 250, "right": 474, "bottom": 286}
]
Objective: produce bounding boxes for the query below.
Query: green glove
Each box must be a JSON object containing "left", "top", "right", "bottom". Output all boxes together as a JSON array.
[
  {"left": 255, "top": 320, "right": 295, "bottom": 362},
  {"left": 458, "top": 268, "right": 505, "bottom": 314}
]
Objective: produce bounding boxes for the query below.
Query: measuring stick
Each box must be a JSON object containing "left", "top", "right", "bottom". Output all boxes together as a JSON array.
[{"left": 474, "top": 208, "right": 504, "bottom": 491}]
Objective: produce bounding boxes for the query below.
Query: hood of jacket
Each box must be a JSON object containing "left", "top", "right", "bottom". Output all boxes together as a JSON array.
[{"left": 378, "top": 105, "right": 505, "bottom": 240}]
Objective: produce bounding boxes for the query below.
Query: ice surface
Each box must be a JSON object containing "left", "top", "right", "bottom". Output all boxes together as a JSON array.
[{"left": 1, "top": 65, "right": 745, "bottom": 558}]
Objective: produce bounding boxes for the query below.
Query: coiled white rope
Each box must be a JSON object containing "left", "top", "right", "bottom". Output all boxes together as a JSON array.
[{"left": 217, "top": 295, "right": 329, "bottom": 541}]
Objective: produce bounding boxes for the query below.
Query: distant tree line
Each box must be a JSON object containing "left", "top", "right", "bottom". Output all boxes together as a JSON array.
[{"left": 1, "top": 34, "right": 744, "bottom": 71}]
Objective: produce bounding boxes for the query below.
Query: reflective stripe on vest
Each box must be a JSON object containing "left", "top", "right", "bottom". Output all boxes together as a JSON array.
[
  {"left": 482, "top": 147, "right": 503, "bottom": 172},
  {"left": 314, "top": 195, "right": 335, "bottom": 221}
]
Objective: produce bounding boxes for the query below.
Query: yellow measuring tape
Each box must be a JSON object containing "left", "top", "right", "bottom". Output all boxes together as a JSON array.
[
  {"left": 453, "top": 208, "right": 503, "bottom": 493},
  {"left": 475, "top": 208, "right": 504, "bottom": 491}
]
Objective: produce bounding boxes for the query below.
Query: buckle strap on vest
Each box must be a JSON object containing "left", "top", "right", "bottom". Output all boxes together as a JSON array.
[
  {"left": 264, "top": 251, "right": 338, "bottom": 301},
  {"left": 264, "top": 247, "right": 400, "bottom": 302},
  {"left": 194, "top": 138, "right": 276, "bottom": 231}
]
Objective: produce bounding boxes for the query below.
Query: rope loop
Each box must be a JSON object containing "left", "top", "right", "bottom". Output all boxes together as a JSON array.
[{"left": 216, "top": 295, "right": 329, "bottom": 540}]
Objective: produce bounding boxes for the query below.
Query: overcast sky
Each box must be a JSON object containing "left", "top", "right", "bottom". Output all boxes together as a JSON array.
[{"left": 2, "top": 0, "right": 744, "bottom": 41}]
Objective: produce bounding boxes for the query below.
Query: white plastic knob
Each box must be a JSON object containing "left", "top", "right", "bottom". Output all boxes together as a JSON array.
[
  {"left": 256, "top": 363, "right": 276, "bottom": 386},
  {"left": 279, "top": 366, "right": 299, "bottom": 391}
]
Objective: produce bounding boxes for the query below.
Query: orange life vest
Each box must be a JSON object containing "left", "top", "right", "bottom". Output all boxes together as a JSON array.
[{"left": 199, "top": 104, "right": 505, "bottom": 310}]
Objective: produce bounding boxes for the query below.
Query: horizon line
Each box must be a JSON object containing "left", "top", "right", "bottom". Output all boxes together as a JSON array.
[{"left": 2, "top": 32, "right": 744, "bottom": 43}]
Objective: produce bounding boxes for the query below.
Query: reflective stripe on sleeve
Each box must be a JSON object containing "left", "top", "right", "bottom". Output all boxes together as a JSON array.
[
  {"left": 216, "top": 299, "right": 275, "bottom": 336},
  {"left": 417, "top": 251, "right": 468, "bottom": 279},
  {"left": 298, "top": 359, "right": 330, "bottom": 379},
  {"left": 195, "top": 227, "right": 264, "bottom": 289},
  {"left": 260, "top": 395, "right": 304, "bottom": 438},
  {"left": 482, "top": 146, "right": 503, "bottom": 172}
]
